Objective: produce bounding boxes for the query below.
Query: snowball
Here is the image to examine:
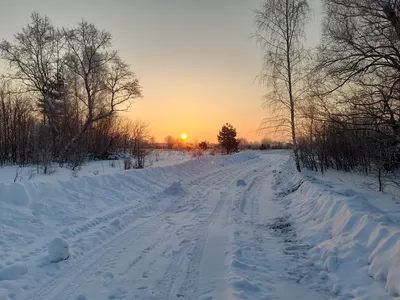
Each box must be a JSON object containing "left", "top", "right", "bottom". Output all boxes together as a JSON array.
[
  {"left": 0, "top": 263, "right": 28, "bottom": 281},
  {"left": 236, "top": 179, "right": 246, "bottom": 186},
  {"left": 48, "top": 237, "right": 70, "bottom": 262}
]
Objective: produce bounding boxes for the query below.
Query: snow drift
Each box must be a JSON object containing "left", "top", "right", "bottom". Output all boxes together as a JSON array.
[{"left": 277, "top": 158, "right": 400, "bottom": 298}]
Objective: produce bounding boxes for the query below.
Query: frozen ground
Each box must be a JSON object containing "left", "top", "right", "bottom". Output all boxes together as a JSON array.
[{"left": 0, "top": 150, "right": 399, "bottom": 299}]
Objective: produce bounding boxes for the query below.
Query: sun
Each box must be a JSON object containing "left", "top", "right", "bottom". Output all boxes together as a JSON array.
[{"left": 181, "top": 133, "right": 188, "bottom": 140}]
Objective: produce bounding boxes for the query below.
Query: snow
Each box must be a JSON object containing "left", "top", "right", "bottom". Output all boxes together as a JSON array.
[
  {"left": 48, "top": 238, "right": 69, "bottom": 263},
  {"left": 236, "top": 179, "right": 246, "bottom": 186},
  {"left": 325, "top": 255, "right": 338, "bottom": 272},
  {"left": 279, "top": 158, "right": 400, "bottom": 298},
  {"left": 0, "top": 149, "right": 399, "bottom": 299},
  {"left": 164, "top": 182, "right": 183, "bottom": 196},
  {"left": 0, "top": 150, "right": 192, "bottom": 184},
  {"left": 0, "top": 264, "right": 28, "bottom": 281}
]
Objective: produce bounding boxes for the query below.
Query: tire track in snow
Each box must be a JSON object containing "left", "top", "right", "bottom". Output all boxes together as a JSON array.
[
  {"left": 141, "top": 164, "right": 245, "bottom": 299},
  {"left": 27, "top": 156, "right": 264, "bottom": 300},
  {"left": 151, "top": 170, "right": 240, "bottom": 299},
  {"left": 175, "top": 192, "right": 226, "bottom": 299},
  {"left": 151, "top": 159, "right": 264, "bottom": 300},
  {"left": 228, "top": 165, "right": 281, "bottom": 298},
  {"left": 173, "top": 161, "right": 268, "bottom": 300},
  {"left": 229, "top": 160, "right": 330, "bottom": 300},
  {"left": 28, "top": 212, "right": 172, "bottom": 300}
]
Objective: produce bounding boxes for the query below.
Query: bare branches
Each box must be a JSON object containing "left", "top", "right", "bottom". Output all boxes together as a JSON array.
[
  {"left": 0, "top": 13, "right": 142, "bottom": 165},
  {"left": 254, "top": 0, "right": 310, "bottom": 172},
  {"left": 318, "top": 1, "right": 400, "bottom": 87}
]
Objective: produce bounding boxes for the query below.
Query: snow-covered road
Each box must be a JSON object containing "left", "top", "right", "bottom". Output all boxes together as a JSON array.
[{"left": 23, "top": 152, "right": 328, "bottom": 300}]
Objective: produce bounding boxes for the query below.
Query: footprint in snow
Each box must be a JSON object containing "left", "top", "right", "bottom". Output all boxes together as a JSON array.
[{"left": 103, "top": 272, "right": 114, "bottom": 286}]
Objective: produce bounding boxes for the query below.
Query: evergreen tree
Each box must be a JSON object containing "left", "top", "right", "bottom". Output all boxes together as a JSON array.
[
  {"left": 217, "top": 123, "right": 239, "bottom": 155},
  {"left": 199, "top": 141, "right": 208, "bottom": 150}
]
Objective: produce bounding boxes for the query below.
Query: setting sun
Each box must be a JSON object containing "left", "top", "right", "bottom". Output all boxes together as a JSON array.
[{"left": 181, "top": 133, "right": 188, "bottom": 140}]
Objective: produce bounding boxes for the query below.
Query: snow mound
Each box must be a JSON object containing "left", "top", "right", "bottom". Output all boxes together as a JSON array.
[
  {"left": 236, "top": 179, "right": 246, "bottom": 186},
  {"left": 165, "top": 182, "right": 183, "bottom": 196},
  {"left": 280, "top": 157, "right": 400, "bottom": 297},
  {"left": 0, "top": 263, "right": 28, "bottom": 281},
  {"left": 48, "top": 237, "right": 70, "bottom": 262}
]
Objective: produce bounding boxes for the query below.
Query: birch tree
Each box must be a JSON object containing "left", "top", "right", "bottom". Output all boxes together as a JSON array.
[{"left": 254, "top": 0, "right": 310, "bottom": 172}]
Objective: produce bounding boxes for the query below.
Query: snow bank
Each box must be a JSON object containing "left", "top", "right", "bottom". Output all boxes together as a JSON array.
[
  {"left": 277, "top": 158, "right": 400, "bottom": 298},
  {"left": 0, "top": 150, "right": 193, "bottom": 184}
]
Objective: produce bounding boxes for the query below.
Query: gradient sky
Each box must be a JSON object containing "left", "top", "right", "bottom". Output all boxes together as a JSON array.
[{"left": 0, "top": 0, "right": 322, "bottom": 143}]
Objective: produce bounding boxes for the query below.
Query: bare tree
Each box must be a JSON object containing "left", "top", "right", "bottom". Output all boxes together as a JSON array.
[
  {"left": 62, "top": 21, "right": 142, "bottom": 159},
  {"left": 0, "top": 14, "right": 142, "bottom": 164},
  {"left": 164, "top": 135, "right": 175, "bottom": 149},
  {"left": 253, "top": 0, "right": 310, "bottom": 172},
  {"left": 316, "top": 1, "right": 400, "bottom": 140},
  {"left": 0, "top": 13, "right": 66, "bottom": 156},
  {"left": 238, "top": 138, "right": 250, "bottom": 150},
  {"left": 130, "top": 120, "right": 152, "bottom": 168}
]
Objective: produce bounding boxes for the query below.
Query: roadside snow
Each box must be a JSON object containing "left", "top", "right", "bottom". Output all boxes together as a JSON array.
[
  {"left": 278, "top": 158, "right": 400, "bottom": 298},
  {"left": 0, "top": 150, "right": 192, "bottom": 184}
]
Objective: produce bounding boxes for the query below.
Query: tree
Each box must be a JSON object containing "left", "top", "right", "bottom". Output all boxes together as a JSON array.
[
  {"left": 174, "top": 136, "right": 185, "bottom": 150},
  {"left": 164, "top": 135, "right": 175, "bottom": 149},
  {"left": 130, "top": 120, "right": 152, "bottom": 168},
  {"left": 199, "top": 141, "right": 208, "bottom": 150},
  {"left": 0, "top": 13, "right": 66, "bottom": 157},
  {"left": 253, "top": 0, "right": 310, "bottom": 172},
  {"left": 292, "top": 0, "right": 400, "bottom": 189},
  {"left": 315, "top": 1, "right": 400, "bottom": 141},
  {"left": 0, "top": 13, "right": 142, "bottom": 164},
  {"left": 238, "top": 138, "right": 249, "bottom": 150},
  {"left": 217, "top": 123, "right": 239, "bottom": 155},
  {"left": 62, "top": 20, "right": 141, "bottom": 159}
]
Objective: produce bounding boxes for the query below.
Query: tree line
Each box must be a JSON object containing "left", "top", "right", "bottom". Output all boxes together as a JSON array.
[
  {"left": 254, "top": 0, "right": 400, "bottom": 190},
  {"left": 0, "top": 13, "right": 151, "bottom": 171}
]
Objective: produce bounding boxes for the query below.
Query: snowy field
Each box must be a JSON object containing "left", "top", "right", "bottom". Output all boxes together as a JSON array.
[
  {"left": 0, "top": 150, "right": 399, "bottom": 299},
  {"left": 0, "top": 150, "right": 192, "bottom": 184}
]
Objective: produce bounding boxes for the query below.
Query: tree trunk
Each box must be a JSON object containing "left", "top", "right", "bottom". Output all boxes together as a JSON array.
[{"left": 286, "top": 1, "right": 301, "bottom": 173}]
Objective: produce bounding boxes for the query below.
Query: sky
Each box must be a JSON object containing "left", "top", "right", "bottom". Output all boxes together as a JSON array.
[{"left": 0, "top": 0, "right": 322, "bottom": 143}]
